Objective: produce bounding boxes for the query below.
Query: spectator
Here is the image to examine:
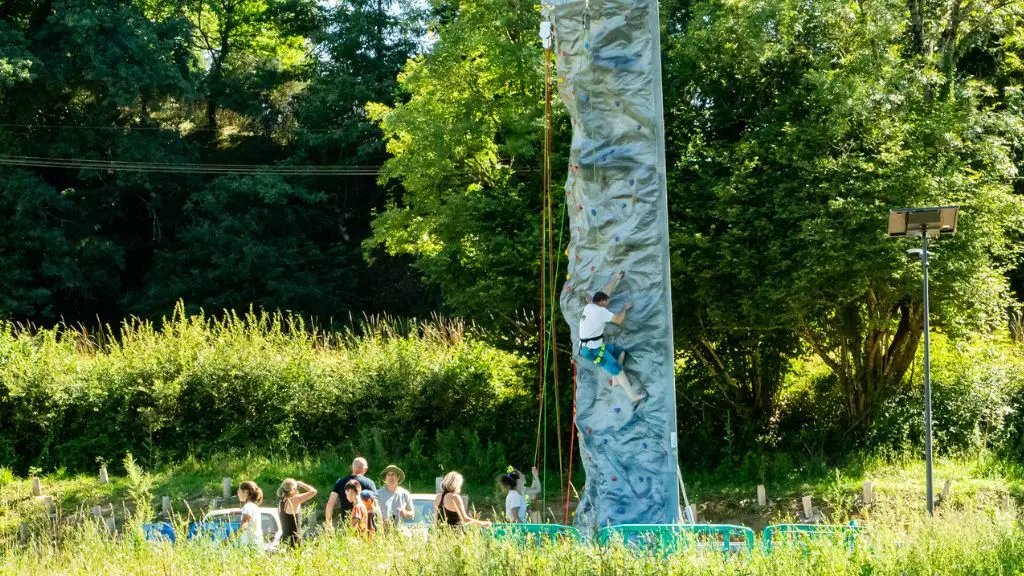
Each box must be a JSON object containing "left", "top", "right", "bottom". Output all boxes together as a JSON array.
[
  {"left": 344, "top": 480, "right": 369, "bottom": 536},
  {"left": 276, "top": 478, "right": 317, "bottom": 546},
  {"left": 233, "top": 480, "right": 264, "bottom": 547},
  {"left": 360, "top": 490, "right": 381, "bottom": 538},
  {"left": 325, "top": 457, "right": 377, "bottom": 532},
  {"left": 377, "top": 464, "right": 415, "bottom": 527},
  {"left": 435, "top": 471, "right": 491, "bottom": 529}
]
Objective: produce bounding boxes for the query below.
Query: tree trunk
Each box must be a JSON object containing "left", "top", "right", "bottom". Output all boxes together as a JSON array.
[{"left": 803, "top": 297, "right": 923, "bottom": 434}]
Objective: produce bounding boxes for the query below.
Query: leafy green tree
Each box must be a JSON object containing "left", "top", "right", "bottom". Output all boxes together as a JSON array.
[
  {"left": 665, "top": 0, "right": 1024, "bottom": 433},
  {"left": 366, "top": 0, "right": 558, "bottom": 327}
]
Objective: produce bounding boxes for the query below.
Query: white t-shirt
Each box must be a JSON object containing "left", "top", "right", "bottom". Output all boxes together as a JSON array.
[
  {"left": 237, "top": 502, "right": 263, "bottom": 546},
  {"left": 505, "top": 490, "right": 528, "bottom": 522},
  {"left": 579, "top": 303, "right": 614, "bottom": 349}
]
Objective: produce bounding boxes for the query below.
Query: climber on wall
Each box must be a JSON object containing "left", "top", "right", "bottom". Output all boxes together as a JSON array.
[{"left": 578, "top": 272, "right": 647, "bottom": 404}]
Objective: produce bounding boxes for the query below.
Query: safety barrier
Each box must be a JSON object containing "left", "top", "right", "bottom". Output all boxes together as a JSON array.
[
  {"left": 762, "top": 521, "right": 860, "bottom": 552},
  {"left": 487, "top": 523, "right": 584, "bottom": 544},
  {"left": 598, "top": 524, "right": 757, "bottom": 554},
  {"left": 142, "top": 522, "right": 176, "bottom": 544}
]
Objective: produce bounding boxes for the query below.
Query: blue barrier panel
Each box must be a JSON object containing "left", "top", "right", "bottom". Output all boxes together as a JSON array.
[
  {"left": 598, "top": 524, "right": 756, "bottom": 555},
  {"left": 142, "top": 522, "right": 176, "bottom": 544},
  {"left": 487, "top": 523, "right": 583, "bottom": 544},
  {"left": 762, "top": 521, "right": 860, "bottom": 552},
  {"left": 186, "top": 521, "right": 240, "bottom": 542}
]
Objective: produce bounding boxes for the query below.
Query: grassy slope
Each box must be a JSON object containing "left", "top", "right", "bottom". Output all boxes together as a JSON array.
[{"left": 3, "top": 452, "right": 1023, "bottom": 537}]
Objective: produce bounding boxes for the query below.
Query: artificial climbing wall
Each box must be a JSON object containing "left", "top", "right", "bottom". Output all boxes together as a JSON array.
[{"left": 544, "top": 0, "right": 681, "bottom": 529}]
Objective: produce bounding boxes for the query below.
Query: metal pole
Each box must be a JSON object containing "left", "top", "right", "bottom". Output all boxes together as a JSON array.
[{"left": 921, "top": 227, "right": 935, "bottom": 516}]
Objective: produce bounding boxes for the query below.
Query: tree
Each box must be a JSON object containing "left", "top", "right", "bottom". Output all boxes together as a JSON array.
[
  {"left": 366, "top": 0, "right": 558, "bottom": 327},
  {"left": 665, "top": 0, "right": 1024, "bottom": 434}
]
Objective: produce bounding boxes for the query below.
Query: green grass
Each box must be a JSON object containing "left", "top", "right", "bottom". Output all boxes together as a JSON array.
[{"left": 1, "top": 509, "right": 1023, "bottom": 575}]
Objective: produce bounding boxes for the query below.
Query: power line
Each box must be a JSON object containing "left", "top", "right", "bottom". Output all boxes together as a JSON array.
[
  {"left": 0, "top": 155, "right": 382, "bottom": 176},
  {"left": 0, "top": 122, "right": 360, "bottom": 134}
]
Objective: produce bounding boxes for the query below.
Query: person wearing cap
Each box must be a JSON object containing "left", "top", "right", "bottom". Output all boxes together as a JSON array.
[
  {"left": 360, "top": 489, "right": 381, "bottom": 538},
  {"left": 578, "top": 271, "right": 646, "bottom": 404},
  {"left": 377, "top": 464, "right": 415, "bottom": 527}
]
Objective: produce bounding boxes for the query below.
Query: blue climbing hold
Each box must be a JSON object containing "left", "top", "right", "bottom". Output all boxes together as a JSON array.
[
  {"left": 628, "top": 178, "right": 635, "bottom": 186},
  {"left": 582, "top": 95, "right": 590, "bottom": 103},
  {"left": 636, "top": 124, "right": 642, "bottom": 130},
  {"left": 614, "top": 101, "right": 620, "bottom": 107},
  {"left": 617, "top": 507, "right": 625, "bottom": 515},
  {"left": 621, "top": 203, "right": 627, "bottom": 208},
  {"left": 613, "top": 407, "right": 621, "bottom": 414},
  {"left": 642, "top": 443, "right": 648, "bottom": 449},
  {"left": 590, "top": 208, "right": 597, "bottom": 216},
  {"left": 614, "top": 236, "right": 620, "bottom": 242}
]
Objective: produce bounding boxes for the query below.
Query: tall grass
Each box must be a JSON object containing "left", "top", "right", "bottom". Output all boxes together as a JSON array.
[
  {"left": 0, "top": 303, "right": 534, "bottom": 484},
  {"left": 1, "top": 510, "right": 1022, "bottom": 575}
]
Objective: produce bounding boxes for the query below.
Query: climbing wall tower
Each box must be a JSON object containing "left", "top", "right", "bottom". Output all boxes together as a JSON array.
[{"left": 544, "top": 0, "right": 680, "bottom": 529}]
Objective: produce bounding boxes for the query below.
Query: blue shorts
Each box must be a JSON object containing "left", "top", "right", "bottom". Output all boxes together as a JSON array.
[{"left": 579, "top": 343, "right": 625, "bottom": 376}]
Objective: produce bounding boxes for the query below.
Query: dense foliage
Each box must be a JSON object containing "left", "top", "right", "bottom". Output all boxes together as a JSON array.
[
  {"left": 0, "top": 305, "right": 533, "bottom": 482},
  {"left": 2, "top": 0, "right": 1024, "bottom": 474}
]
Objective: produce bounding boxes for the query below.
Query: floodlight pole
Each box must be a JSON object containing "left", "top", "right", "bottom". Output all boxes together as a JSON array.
[{"left": 920, "top": 225, "right": 935, "bottom": 516}]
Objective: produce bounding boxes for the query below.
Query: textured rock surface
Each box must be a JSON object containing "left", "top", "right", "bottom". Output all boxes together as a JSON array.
[{"left": 544, "top": 0, "right": 680, "bottom": 531}]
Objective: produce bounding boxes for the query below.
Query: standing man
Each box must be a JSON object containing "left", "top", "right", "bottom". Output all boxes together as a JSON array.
[
  {"left": 377, "top": 464, "right": 415, "bottom": 527},
  {"left": 325, "top": 457, "right": 377, "bottom": 531},
  {"left": 578, "top": 272, "right": 646, "bottom": 404}
]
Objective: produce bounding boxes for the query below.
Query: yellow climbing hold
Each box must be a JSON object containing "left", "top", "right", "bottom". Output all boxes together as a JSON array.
[{"left": 566, "top": 274, "right": 571, "bottom": 281}]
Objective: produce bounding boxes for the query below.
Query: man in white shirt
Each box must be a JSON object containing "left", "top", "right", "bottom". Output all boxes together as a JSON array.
[{"left": 578, "top": 272, "right": 646, "bottom": 403}]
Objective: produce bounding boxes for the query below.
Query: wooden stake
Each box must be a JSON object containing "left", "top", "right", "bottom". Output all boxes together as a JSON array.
[
  {"left": 99, "top": 466, "right": 109, "bottom": 485},
  {"left": 941, "top": 480, "right": 952, "bottom": 502},
  {"left": 36, "top": 495, "right": 54, "bottom": 515},
  {"left": 863, "top": 481, "right": 874, "bottom": 505},
  {"left": 19, "top": 522, "right": 28, "bottom": 545},
  {"left": 31, "top": 476, "right": 42, "bottom": 497},
  {"left": 222, "top": 477, "right": 232, "bottom": 499},
  {"left": 757, "top": 485, "right": 767, "bottom": 507},
  {"left": 802, "top": 496, "right": 813, "bottom": 519}
]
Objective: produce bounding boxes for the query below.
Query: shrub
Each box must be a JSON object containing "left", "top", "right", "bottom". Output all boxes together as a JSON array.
[{"left": 0, "top": 304, "right": 533, "bottom": 480}]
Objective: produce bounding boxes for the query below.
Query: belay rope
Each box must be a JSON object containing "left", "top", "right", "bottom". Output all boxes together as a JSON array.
[
  {"left": 534, "top": 13, "right": 581, "bottom": 526},
  {"left": 533, "top": 16, "right": 576, "bottom": 524}
]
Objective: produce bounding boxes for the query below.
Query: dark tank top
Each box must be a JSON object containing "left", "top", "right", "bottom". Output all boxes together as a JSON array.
[
  {"left": 438, "top": 491, "right": 462, "bottom": 526},
  {"left": 279, "top": 499, "right": 302, "bottom": 546}
]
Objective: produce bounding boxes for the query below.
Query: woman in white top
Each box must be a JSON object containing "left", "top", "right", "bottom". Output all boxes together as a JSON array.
[
  {"left": 233, "top": 480, "right": 264, "bottom": 547},
  {"left": 500, "top": 467, "right": 540, "bottom": 523}
]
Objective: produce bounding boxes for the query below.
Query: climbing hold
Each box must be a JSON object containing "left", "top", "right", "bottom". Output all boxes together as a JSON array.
[
  {"left": 590, "top": 266, "right": 596, "bottom": 272},
  {"left": 621, "top": 203, "right": 627, "bottom": 208},
  {"left": 584, "top": 42, "right": 590, "bottom": 50},
  {"left": 628, "top": 178, "right": 635, "bottom": 186},
  {"left": 577, "top": 205, "right": 583, "bottom": 212},
  {"left": 642, "top": 443, "right": 648, "bottom": 449},
  {"left": 585, "top": 427, "right": 592, "bottom": 435},
  {"left": 636, "top": 124, "right": 642, "bottom": 130},
  {"left": 617, "top": 507, "right": 625, "bottom": 515},
  {"left": 564, "top": 248, "right": 569, "bottom": 256},
  {"left": 582, "top": 95, "right": 590, "bottom": 102},
  {"left": 614, "top": 101, "right": 620, "bottom": 107},
  {"left": 638, "top": 477, "right": 644, "bottom": 483},
  {"left": 566, "top": 274, "right": 570, "bottom": 280},
  {"left": 614, "top": 236, "right": 620, "bottom": 242},
  {"left": 611, "top": 476, "right": 618, "bottom": 482},
  {"left": 565, "top": 285, "right": 572, "bottom": 293},
  {"left": 608, "top": 379, "right": 614, "bottom": 386},
  {"left": 590, "top": 208, "right": 597, "bottom": 216},
  {"left": 613, "top": 407, "right": 621, "bottom": 414}
]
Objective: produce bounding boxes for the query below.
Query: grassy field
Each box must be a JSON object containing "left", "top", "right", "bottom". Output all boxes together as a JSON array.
[
  {"left": 2, "top": 508, "right": 1023, "bottom": 575},
  {"left": 3, "top": 453, "right": 1024, "bottom": 574}
]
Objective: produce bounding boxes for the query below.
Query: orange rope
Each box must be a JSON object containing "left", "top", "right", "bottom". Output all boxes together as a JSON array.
[{"left": 564, "top": 360, "right": 578, "bottom": 524}]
